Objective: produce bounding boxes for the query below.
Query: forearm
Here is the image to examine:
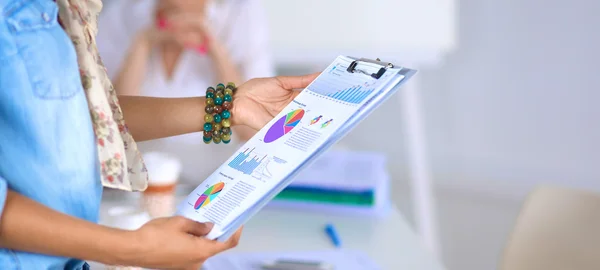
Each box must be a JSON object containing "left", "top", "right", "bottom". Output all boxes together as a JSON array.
[
  {"left": 208, "top": 39, "right": 242, "bottom": 85},
  {"left": 119, "top": 96, "right": 207, "bottom": 142},
  {"left": 113, "top": 34, "right": 152, "bottom": 96},
  {"left": 0, "top": 190, "right": 133, "bottom": 265}
]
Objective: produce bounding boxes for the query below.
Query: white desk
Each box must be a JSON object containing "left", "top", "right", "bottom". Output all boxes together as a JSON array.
[
  {"left": 225, "top": 206, "right": 445, "bottom": 270},
  {"left": 94, "top": 195, "right": 445, "bottom": 270}
]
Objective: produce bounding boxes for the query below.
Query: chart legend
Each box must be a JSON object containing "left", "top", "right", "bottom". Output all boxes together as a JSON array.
[
  {"left": 228, "top": 148, "right": 268, "bottom": 175},
  {"left": 310, "top": 115, "right": 323, "bottom": 125},
  {"left": 321, "top": 119, "right": 333, "bottom": 129}
]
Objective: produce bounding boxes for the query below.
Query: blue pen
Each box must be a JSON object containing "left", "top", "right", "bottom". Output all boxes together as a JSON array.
[{"left": 324, "top": 223, "right": 342, "bottom": 248}]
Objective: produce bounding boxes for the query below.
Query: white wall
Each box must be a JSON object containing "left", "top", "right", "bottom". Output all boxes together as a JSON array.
[
  {"left": 277, "top": 0, "right": 600, "bottom": 201},
  {"left": 416, "top": 0, "right": 600, "bottom": 199},
  {"left": 262, "top": 0, "right": 456, "bottom": 66}
]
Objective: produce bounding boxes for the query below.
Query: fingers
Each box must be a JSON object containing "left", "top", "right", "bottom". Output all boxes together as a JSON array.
[
  {"left": 276, "top": 72, "right": 320, "bottom": 90},
  {"left": 154, "top": 12, "right": 207, "bottom": 47},
  {"left": 162, "top": 12, "right": 205, "bottom": 30},
  {"left": 147, "top": 28, "right": 175, "bottom": 42},
  {"left": 218, "top": 226, "right": 243, "bottom": 250},
  {"left": 193, "top": 227, "right": 244, "bottom": 258},
  {"left": 172, "top": 216, "right": 214, "bottom": 237},
  {"left": 226, "top": 227, "right": 243, "bottom": 247}
]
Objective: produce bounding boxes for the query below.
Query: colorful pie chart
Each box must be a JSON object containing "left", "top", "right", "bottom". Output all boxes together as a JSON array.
[
  {"left": 194, "top": 182, "right": 225, "bottom": 210},
  {"left": 264, "top": 109, "right": 305, "bottom": 143}
]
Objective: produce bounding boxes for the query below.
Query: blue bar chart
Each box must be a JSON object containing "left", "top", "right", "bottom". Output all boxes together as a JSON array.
[
  {"left": 306, "top": 59, "right": 391, "bottom": 105},
  {"left": 326, "top": 86, "right": 375, "bottom": 104},
  {"left": 228, "top": 148, "right": 267, "bottom": 175}
]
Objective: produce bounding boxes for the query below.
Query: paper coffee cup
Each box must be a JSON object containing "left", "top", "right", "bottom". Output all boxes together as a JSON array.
[
  {"left": 142, "top": 152, "right": 182, "bottom": 217},
  {"left": 143, "top": 151, "right": 182, "bottom": 187}
]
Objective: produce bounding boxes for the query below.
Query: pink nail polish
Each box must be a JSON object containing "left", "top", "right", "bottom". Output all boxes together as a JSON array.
[
  {"left": 195, "top": 43, "right": 208, "bottom": 55},
  {"left": 157, "top": 18, "right": 168, "bottom": 29},
  {"left": 194, "top": 36, "right": 209, "bottom": 55}
]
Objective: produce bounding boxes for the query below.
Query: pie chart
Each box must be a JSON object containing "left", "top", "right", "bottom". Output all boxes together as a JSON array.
[
  {"left": 194, "top": 182, "right": 225, "bottom": 210},
  {"left": 264, "top": 109, "right": 305, "bottom": 143}
]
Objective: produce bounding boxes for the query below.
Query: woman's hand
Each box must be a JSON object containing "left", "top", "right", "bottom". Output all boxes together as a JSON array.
[
  {"left": 0, "top": 191, "right": 241, "bottom": 270},
  {"left": 125, "top": 216, "right": 242, "bottom": 269},
  {"left": 231, "top": 73, "right": 320, "bottom": 130},
  {"left": 146, "top": 12, "right": 212, "bottom": 49}
]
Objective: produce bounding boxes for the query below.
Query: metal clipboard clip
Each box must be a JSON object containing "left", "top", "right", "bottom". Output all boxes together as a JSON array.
[{"left": 346, "top": 57, "right": 395, "bottom": 79}]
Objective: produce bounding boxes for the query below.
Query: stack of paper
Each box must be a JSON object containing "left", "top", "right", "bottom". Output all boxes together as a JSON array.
[{"left": 269, "top": 150, "right": 391, "bottom": 217}]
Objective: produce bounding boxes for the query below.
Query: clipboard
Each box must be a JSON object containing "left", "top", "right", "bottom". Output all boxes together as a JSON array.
[
  {"left": 346, "top": 57, "right": 395, "bottom": 79},
  {"left": 177, "top": 56, "right": 417, "bottom": 241}
]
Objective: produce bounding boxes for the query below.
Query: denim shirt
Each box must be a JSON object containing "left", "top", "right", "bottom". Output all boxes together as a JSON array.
[{"left": 0, "top": 0, "right": 102, "bottom": 269}]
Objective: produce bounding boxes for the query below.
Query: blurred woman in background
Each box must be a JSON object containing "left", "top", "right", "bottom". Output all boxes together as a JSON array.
[{"left": 97, "top": 0, "right": 275, "bottom": 183}]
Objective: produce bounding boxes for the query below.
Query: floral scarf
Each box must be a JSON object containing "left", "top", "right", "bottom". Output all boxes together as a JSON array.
[{"left": 56, "top": 0, "right": 148, "bottom": 191}]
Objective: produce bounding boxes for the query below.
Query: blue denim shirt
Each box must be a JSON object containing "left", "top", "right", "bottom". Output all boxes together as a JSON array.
[{"left": 0, "top": 0, "right": 102, "bottom": 269}]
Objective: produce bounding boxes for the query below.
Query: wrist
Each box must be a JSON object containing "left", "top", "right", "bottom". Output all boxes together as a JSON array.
[
  {"left": 135, "top": 29, "right": 153, "bottom": 50},
  {"left": 205, "top": 34, "right": 223, "bottom": 56},
  {"left": 230, "top": 88, "right": 242, "bottom": 127},
  {"left": 203, "top": 83, "right": 237, "bottom": 144},
  {"left": 73, "top": 225, "right": 140, "bottom": 266},
  {"left": 110, "top": 229, "right": 144, "bottom": 266}
]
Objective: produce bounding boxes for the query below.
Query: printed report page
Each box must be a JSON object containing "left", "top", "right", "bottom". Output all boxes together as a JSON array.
[{"left": 177, "top": 56, "right": 403, "bottom": 239}]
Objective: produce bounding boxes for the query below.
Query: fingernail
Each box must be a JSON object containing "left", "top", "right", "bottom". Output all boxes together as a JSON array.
[
  {"left": 205, "top": 222, "right": 214, "bottom": 229},
  {"left": 195, "top": 45, "right": 207, "bottom": 55},
  {"left": 157, "top": 18, "right": 168, "bottom": 29}
]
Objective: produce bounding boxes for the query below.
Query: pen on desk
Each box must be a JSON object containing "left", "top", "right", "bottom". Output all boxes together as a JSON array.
[{"left": 324, "top": 223, "right": 342, "bottom": 248}]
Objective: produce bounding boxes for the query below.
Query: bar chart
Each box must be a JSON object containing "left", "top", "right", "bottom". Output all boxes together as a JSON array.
[
  {"left": 326, "top": 86, "right": 375, "bottom": 104},
  {"left": 228, "top": 148, "right": 268, "bottom": 175},
  {"left": 306, "top": 58, "right": 394, "bottom": 105}
]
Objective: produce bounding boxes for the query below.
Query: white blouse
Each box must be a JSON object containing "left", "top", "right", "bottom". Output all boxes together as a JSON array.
[{"left": 97, "top": 0, "right": 275, "bottom": 184}]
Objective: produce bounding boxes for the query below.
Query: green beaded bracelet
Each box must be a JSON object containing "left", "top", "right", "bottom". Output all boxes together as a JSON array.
[{"left": 203, "top": 83, "right": 236, "bottom": 144}]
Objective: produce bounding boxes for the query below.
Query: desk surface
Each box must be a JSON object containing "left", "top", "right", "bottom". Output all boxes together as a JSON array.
[
  {"left": 96, "top": 193, "right": 445, "bottom": 270},
  {"left": 229, "top": 206, "right": 445, "bottom": 270}
]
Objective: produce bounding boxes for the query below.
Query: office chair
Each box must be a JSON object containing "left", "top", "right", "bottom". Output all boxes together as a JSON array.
[{"left": 500, "top": 186, "right": 600, "bottom": 270}]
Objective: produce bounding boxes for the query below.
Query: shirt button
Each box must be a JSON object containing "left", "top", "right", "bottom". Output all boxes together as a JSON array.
[{"left": 42, "top": 12, "right": 51, "bottom": 22}]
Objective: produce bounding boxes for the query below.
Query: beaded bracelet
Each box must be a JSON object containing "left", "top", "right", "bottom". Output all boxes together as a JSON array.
[{"left": 203, "top": 83, "right": 235, "bottom": 144}]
